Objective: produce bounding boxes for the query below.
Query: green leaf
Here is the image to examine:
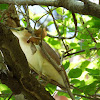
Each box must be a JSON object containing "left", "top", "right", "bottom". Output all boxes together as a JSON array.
[
  {"left": 63, "top": 60, "right": 70, "bottom": 70},
  {"left": 79, "top": 28, "right": 97, "bottom": 39},
  {"left": 85, "top": 48, "right": 90, "bottom": 57},
  {"left": 79, "top": 33, "right": 91, "bottom": 39},
  {"left": 71, "top": 79, "right": 85, "bottom": 87},
  {"left": 82, "top": 82, "right": 97, "bottom": 95},
  {"left": 21, "top": 18, "right": 27, "bottom": 27},
  {"left": 68, "top": 68, "right": 82, "bottom": 78},
  {"left": 1, "top": 90, "right": 15, "bottom": 100},
  {"left": 1, "top": 89, "right": 12, "bottom": 94},
  {"left": 96, "top": 43, "right": 100, "bottom": 48},
  {"left": 58, "top": 26, "right": 65, "bottom": 35},
  {"left": 56, "top": 19, "right": 63, "bottom": 23},
  {"left": 85, "top": 68, "right": 100, "bottom": 80},
  {"left": 0, "top": 15, "right": 3, "bottom": 22},
  {"left": 86, "top": 20, "right": 100, "bottom": 28},
  {"left": 32, "top": 13, "right": 44, "bottom": 21},
  {"left": 45, "top": 84, "right": 56, "bottom": 95},
  {"left": 47, "top": 38, "right": 61, "bottom": 49},
  {"left": 65, "top": 10, "right": 72, "bottom": 18},
  {"left": 80, "top": 61, "right": 90, "bottom": 70},
  {"left": 56, "top": 7, "right": 63, "bottom": 15},
  {"left": 85, "top": 68, "right": 99, "bottom": 74},
  {"left": 97, "top": 50, "right": 100, "bottom": 56},
  {"left": 83, "top": 98, "right": 90, "bottom": 100},
  {"left": 57, "top": 91, "right": 69, "bottom": 98},
  {"left": 47, "top": 21, "right": 54, "bottom": 26},
  {"left": 98, "top": 33, "right": 100, "bottom": 39},
  {"left": 0, "top": 84, "right": 9, "bottom": 91},
  {"left": 70, "top": 43, "right": 77, "bottom": 47},
  {"left": 73, "top": 87, "right": 82, "bottom": 94},
  {"left": 0, "top": 4, "right": 8, "bottom": 10},
  {"left": 88, "top": 28, "right": 98, "bottom": 34}
]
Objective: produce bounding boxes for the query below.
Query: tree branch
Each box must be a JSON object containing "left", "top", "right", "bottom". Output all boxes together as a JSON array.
[
  {"left": 64, "top": 47, "right": 99, "bottom": 57},
  {"left": 0, "top": 23, "right": 54, "bottom": 100},
  {"left": 0, "top": 0, "right": 58, "bottom": 6},
  {"left": 1, "top": 0, "right": 100, "bottom": 18}
]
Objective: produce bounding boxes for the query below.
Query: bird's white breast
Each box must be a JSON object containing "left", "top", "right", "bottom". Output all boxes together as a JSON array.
[
  {"left": 19, "top": 40, "right": 64, "bottom": 86},
  {"left": 12, "top": 30, "right": 65, "bottom": 87}
]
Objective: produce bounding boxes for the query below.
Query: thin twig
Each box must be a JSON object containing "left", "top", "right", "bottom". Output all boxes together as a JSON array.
[
  {"left": 47, "top": 6, "right": 75, "bottom": 100},
  {"left": 47, "top": 33, "right": 78, "bottom": 39},
  {"left": 67, "top": 12, "right": 77, "bottom": 39},
  {"left": 80, "top": 17, "right": 97, "bottom": 43},
  {"left": 47, "top": 7, "right": 68, "bottom": 52},
  {"left": 64, "top": 47, "right": 99, "bottom": 57},
  {"left": 47, "top": 7, "right": 61, "bottom": 36},
  {"left": 8, "top": 93, "right": 13, "bottom": 100}
]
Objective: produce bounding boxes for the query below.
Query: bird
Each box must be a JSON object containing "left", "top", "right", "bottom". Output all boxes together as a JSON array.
[{"left": 11, "top": 27, "right": 65, "bottom": 87}]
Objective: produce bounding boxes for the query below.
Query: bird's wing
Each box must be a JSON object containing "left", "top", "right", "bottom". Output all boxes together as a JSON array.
[{"left": 40, "top": 41, "right": 60, "bottom": 65}]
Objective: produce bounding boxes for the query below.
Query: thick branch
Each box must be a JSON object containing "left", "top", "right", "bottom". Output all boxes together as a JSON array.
[
  {"left": 0, "top": 23, "right": 54, "bottom": 100},
  {"left": 0, "top": 0, "right": 100, "bottom": 18},
  {"left": 0, "top": 0, "right": 58, "bottom": 6}
]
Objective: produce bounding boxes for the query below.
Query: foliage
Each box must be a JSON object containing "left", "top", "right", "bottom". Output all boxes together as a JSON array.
[
  {"left": 0, "top": 3, "right": 100, "bottom": 100},
  {"left": 0, "top": 83, "right": 15, "bottom": 100}
]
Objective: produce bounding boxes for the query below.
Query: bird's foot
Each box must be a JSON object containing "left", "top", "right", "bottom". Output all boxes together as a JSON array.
[{"left": 37, "top": 73, "right": 51, "bottom": 87}]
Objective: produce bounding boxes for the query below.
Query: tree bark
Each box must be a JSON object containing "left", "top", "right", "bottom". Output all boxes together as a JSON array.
[
  {"left": 0, "top": 0, "right": 100, "bottom": 18},
  {"left": 0, "top": 23, "right": 54, "bottom": 100}
]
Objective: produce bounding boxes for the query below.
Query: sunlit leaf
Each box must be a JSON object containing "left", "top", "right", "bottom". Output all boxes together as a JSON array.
[
  {"left": 85, "top": 68, "right": 100, "bottom": 76},
  {"left": 71, "top": 79, "right": 85, "bottom": 87},
  {"left": 85, "top": 48, "right": 90, "bottom": 57},
  {"left": 63, "top": 60, "right": 70, "bottom": 70},
  {"left": 57, "top": 91, "right": 69, "bottom": 97},
  {"left": 97, "top": 50, "right": 100, "bottom": 56},
  {"left": 56, "top": 7, "right": 63, "bottom": 15},
  {"left": 68, "top": 68, "right": 82, "bottom": 78},
  {"left": 98, "top": 33, "right": 100, "bottom": 39},
  {"left": 47, "top": 38, "right": 61, "bottom": 49},
  {"left": 73, "top": 87, "right": 82, "bottom": 94},
  {"left": 82, "top": 82, "right": 97, "bottom": 95},
  {"left": 21, "top": 18, "right": 27, "bottom": 27},
  {"left": 70, "top": 43, "right": 77, "bottom": 47},
  {"left": 0, "top": 4, "right": 8, "bottom": 10},
  {"left": 47, "top": 21, "right": 54, "bottom": 26},
  {"left": 80, "top": 61, "right": 90, "bottom": 70},
  {"left": 45, "top": 84, "right": 56, "bottom": 95},
  {"left": 0, "top": 84, "right": 9, "bottom": 91},
  {"left": 85, "top": 20, "right": 100, "bottom": 28},
  {"left": 96, "top": 43, "right": 100, "bottom": 48}
]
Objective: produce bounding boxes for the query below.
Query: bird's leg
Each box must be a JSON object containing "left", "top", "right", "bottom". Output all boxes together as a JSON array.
[
  {"left": 37, "top": 71, "right": 42, "bottom": 81},
  {"left": 38, "top": 75, "right": 51, "bottom": 87},
  {"left": 42, "top": 77, "right": 51, "bottom": 87},
  {"left": 37, "top": 72, "right": 50, "bottom": 87}
]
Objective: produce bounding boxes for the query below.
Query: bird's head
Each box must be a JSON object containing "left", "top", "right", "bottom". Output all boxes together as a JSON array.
[{"left": 11, "top": 27, "right": 47, "bottom": 45}]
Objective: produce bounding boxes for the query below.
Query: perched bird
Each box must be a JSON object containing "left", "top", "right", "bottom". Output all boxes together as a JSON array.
[{"left": 11, "top": 28, "right": 65, "bottom": 87}]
